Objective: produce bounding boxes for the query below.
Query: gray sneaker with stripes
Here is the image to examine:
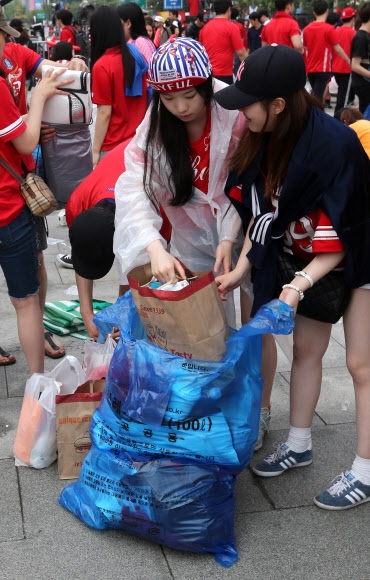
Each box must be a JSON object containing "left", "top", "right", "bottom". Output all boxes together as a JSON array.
[
  {"left": 314, "top": 471, "right": 370, "bottom": 510},
  {"left": 252, "top": 442, "right": 313, "bottom": 477}
]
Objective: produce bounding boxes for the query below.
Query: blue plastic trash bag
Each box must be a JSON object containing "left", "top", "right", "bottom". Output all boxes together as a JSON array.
[
  {"left": 59, "top": 406, "right": 238, "bottom": 567},
  {"left": 32, "top": 145, "right": 46, "bottom": 180},
  {"left": 59, "top": 294, "right": 294, "bottom": 567}
]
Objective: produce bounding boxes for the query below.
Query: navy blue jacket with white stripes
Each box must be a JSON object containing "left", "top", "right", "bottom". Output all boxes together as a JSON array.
[{"left": 225, "top": 106, "right": 370, "bottom": 315}]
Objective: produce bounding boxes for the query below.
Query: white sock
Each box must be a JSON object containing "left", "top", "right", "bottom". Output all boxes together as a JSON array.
[
  {"left": 285, "top": 426, "right": 312, "bottom": 453},
  {"left": 350, "top": 455, "right": 370, "bottom": 485}
]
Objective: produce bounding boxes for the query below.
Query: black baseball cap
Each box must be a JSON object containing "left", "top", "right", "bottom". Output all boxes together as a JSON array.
[
  {"left": 214, "top": 45, "right": 306, "bottom": 110},
  {"left": 69, "top": 203, "right": 115, "bottom": 280}
]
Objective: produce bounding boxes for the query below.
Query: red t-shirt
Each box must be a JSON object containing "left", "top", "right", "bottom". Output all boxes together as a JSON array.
[
  {"left": 66, "top": 139, "right": 172, "bottom": 241},
  {"left": 199, "top": 18, "right": 245, "bottom": 76},
  {"left": 66, "top": 140, "right": 128, "bottom": 226},
  {"left": 60, "top": 25, "right": 76, "bottom": 45},
  {"left": 2, "top": 42, "right": 43, "bottom": 114},
  {"left": 331, "top": 25, "right": 355, "bottom": 74},
  {"left": 303, "top": 22, "right": 340, "bottom": 73},
  {"left": 271, "top": 190, "right": 344, "bottom": 261},
  {"left": 188, "top": 0, "right": 201, "bottom": 17},
  {"left": 189, "top": 109, "right": 211, "bottom": 195},
  {"left": 0, "top": 77, "right": 28, "bottom": 226},
  {"left": 92, "top": 47, "right": 147, "bottom": 151},
  {"left": 228, "top": 184, "right": 344, "bottom": 262},
  {"left": 261, "top": 12, "right": 300, "bottom": 48},
  {"left": 233, "top": 20, "right": 248, "bottom": 49}
]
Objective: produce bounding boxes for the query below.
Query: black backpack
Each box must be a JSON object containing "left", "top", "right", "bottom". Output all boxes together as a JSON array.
[{"left": 75, "top": 30, "right": 89, "bottom": 59}]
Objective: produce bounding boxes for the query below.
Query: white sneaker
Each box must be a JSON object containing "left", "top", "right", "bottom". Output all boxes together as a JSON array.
[
  {"left": 58, "top": 209, "right": 67, "bottom": 226},
  {"left": 254, "top": 407, "right": 271, "bottom": 452}
]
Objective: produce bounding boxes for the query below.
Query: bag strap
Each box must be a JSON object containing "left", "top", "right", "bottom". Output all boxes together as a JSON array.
[{"left": 0, "top": 155, "right": 25, "bottom": 185}]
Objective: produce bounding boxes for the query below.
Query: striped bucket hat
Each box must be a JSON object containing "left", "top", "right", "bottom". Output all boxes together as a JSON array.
[{"left": 148, "top": 38, "right": 212, "bottom": 93}]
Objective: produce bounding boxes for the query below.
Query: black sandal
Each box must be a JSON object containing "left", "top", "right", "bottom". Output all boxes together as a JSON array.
[
  {"left": 44, "top": 331, "right": 65, "bottom": 359},
  {"left": 0, "top": 347, "right": 16, "bottom": 366}
]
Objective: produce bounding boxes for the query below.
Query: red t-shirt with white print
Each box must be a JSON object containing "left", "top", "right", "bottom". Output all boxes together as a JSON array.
[
  {"left": 189, "top": 109, "right": 211, "bottom": 195},
  {"left": 271, "top": 189, "right": 344, "bottom": 261},
  {"left": 228, "top": 183, "right": 344, "bottom": 262}
]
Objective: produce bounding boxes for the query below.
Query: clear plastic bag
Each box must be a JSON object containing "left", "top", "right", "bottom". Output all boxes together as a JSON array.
[
  {"left": 13, "top": 356, "right": 86, "bottom": 469},
  {"left": 83, "top": 335, "right": 116, "bottom": 381}
]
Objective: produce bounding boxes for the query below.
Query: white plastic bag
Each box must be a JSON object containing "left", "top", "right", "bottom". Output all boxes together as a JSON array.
[
  {"left": 13, "top": 356, "right": 86, "bottom": 469},
  {"left": 83, "top": 335, "right": 116, "bottom": 381}
]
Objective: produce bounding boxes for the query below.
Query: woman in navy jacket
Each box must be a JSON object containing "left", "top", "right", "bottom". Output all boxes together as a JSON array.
[{"left": 214, "top": 45, "right": 370, "bottom": 511}]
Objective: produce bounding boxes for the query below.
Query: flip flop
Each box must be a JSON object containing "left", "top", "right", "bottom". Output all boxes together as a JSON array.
[
  {"left": 0, "top": 347, "right": 16, "bottom": 366},
  {"left": 45, "top": 331, "right": 66, "bottom": 359}
]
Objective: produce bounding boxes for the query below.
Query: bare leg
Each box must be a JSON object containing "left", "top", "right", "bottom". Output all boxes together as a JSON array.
[
  {"left": 343, "top": 288, "right": 370, "bottom": 459},
  {"left": 76, "top": 273, "right": 99, "bottom": 340},
  {"left": 119, "top": 285, "right": 129, "bottom": 296},
  {"left": 313, "top": 289, "right": 370, "bottom": 509},
  {"left": 11, "top": 293, "right": 44, "bottom": 375},
  {"left": 290, "top": 315, "right": 332, "bottom": 427}
]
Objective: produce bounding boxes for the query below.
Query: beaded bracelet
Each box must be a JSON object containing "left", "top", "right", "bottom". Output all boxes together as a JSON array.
[
  {"left": 294, "top": 270, "right": 314, "bottom": 288},
  {"left": 282, "top": 284, "right": 304, "bottom": 301}
]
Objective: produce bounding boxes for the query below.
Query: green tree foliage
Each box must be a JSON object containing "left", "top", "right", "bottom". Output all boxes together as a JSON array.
[{"left": 3, "top": 0, "right": 27, "bottom": 21}]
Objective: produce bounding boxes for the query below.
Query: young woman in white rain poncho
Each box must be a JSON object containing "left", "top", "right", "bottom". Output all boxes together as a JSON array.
[{"left": 113, "top": 38, "right": 246, "bottom": 327}]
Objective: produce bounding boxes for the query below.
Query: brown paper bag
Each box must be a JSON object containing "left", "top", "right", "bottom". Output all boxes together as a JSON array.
[
  {"left": 128, "top": 264, "right": 229, "bottom": 362},
  {"left": 55, "top": 379, "right": 105, "bottom": 480}
]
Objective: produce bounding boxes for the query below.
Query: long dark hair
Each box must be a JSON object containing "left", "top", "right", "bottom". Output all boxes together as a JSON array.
[
  {"left": 117, "top": 2, "right": 149, "bottom": 40},
  {"left": 145, "top": 16, "right": 154, "bottom": 40},
  {"left": 143, "top": 77, "right": 214, "bottom": 212},
  {"left": 230, "top": 89, "right": 323, "bottom": 199},
  {"left": 90, "top": 5, "right": 134, "bottom": 89}
]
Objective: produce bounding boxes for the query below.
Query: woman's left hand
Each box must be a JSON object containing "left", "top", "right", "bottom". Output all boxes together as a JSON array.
[
  {"left": 214, "top": 240, "right": 233, "bottom": 276},
  {"left": 279, "top": 287, "right": 300, "bottom": 314}
]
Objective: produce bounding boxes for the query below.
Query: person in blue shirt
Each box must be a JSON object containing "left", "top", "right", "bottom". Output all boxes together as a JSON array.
[{"left": 247, "top": 12, "right": 262, "bottom": 54}]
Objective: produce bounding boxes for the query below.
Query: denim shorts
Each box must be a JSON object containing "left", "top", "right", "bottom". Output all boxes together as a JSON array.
[{"left": 0, "top": 207, "right": 39, "bottom": 299}]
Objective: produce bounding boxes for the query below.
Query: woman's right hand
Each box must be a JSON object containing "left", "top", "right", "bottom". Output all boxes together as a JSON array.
[
  {"left": 215, "top": 266, "right": 248, "bottom": 301},
  {"left": 40, "top": 124, "right": 56, "bottom": 144},
  {"left": 147, "top": 240, "right": 186, "bottom": 282},
  {"left": 33, "top": 67, "right": 73, "bottom": 103}
]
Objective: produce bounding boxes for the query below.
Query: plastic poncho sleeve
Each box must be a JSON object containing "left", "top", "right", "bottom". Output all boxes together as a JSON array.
[
  {"left": 113, "top": 115, "right": 167, "bottom": 282},
  {"left": 213, "top": 111, "right": 246, "bottom": 244}
]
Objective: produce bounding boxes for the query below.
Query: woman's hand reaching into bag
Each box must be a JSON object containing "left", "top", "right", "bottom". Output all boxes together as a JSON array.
[
  {"left": 147, "top": 240, "right": 187, "bottom": 282},
  {"left": 216, "top": 264, "right": 248, "bottom": 301}
]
